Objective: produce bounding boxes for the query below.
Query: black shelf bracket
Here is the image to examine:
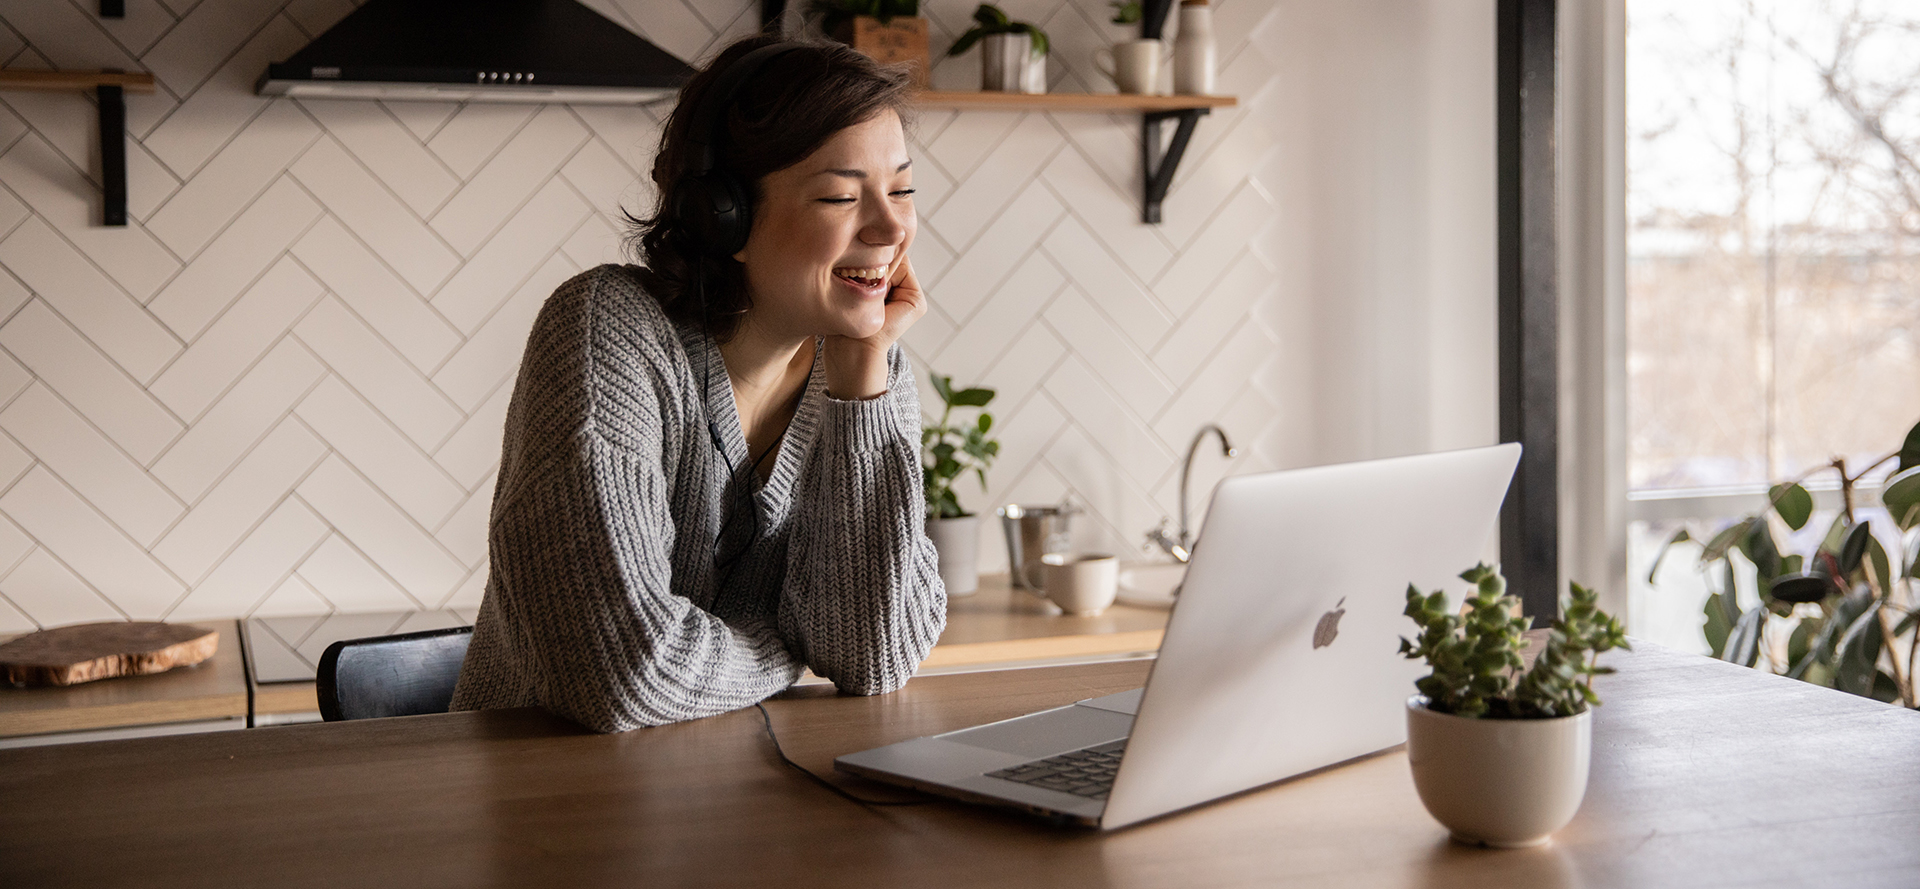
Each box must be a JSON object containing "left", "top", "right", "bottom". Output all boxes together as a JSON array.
[
  {"left": 97, "top": 84, "right": 127, "bottom": 227},
  {"left": 101, "top": 0, "right": 125, "bottom": 18},
  {"left": 1141, "top": 108, "right": 1207, "bottom": 224}
]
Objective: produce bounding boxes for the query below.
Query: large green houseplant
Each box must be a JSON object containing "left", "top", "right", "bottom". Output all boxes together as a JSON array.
[
  {"left": 921, "top": 375, "right": 998, "bottom": 596},
  {"left": 1399, "top": 564, "right": 1629, "bottom": 847},
  {"left": 1650, "top": 418, "right": 1920, "bottom": 709}
]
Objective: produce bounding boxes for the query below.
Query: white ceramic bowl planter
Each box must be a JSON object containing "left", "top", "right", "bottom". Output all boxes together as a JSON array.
[{"left": 1405, "top": 695, "right": 1592, "bottom": 848}]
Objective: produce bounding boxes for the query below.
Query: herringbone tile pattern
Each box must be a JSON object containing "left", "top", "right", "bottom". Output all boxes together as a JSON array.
[{"left": 0, "top": 0, "right": 1285, "bottom": 631}]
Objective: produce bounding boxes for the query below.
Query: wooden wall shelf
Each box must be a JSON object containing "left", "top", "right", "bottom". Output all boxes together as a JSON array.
[
  {"left": 0, "top": 69, "right": 155, "bottom": 227},
  {"left": 912, "top": 91, "right": 1238, "bottom": 224}
]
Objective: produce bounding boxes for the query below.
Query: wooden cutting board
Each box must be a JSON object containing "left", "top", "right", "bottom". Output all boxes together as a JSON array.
[{"left": 0, "top": 621, "right": 219, "bottom": 687}]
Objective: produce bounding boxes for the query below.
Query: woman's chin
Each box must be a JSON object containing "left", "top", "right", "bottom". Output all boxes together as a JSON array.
[{"left": 829, "top": 311, "right": 886, "bottom": 341}]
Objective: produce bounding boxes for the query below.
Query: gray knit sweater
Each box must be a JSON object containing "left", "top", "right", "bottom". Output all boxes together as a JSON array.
[{"left": 449, "top": 264, "right": 947, "bottom": 732}]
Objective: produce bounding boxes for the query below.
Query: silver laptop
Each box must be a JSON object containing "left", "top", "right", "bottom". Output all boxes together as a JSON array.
[{"left": 835, "top": 443, "right": 1521, "bottom": 829}]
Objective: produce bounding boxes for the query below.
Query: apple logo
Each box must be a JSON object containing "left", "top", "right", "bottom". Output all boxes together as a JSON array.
[{"left": 1312, "top": 597, "right": 1346, "bottom": 649}]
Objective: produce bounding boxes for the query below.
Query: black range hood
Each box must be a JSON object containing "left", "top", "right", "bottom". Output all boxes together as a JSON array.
[{"left": 258, "top": 0, "right": 697, "bottom": 104}]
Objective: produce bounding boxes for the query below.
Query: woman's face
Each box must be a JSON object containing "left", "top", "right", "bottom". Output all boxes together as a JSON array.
[{"left": 734, "top": 108, "right": 915, "bottom": 342}]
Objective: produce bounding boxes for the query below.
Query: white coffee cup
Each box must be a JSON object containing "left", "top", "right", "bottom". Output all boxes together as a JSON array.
[
  {"left": 1042, "top": 553, "right": 1120, "bottom": 616},
  {"left": 1094, "top": 39, "right": 1170, "bottom": 95}
]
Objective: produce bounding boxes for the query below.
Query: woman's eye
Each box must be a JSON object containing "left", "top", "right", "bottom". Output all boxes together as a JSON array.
[
  {"left": 819, "top": 197, "right": 856, "bottom": 205},
  {"left": 891, "top": 188, "right": 916, "bottom": 198}
]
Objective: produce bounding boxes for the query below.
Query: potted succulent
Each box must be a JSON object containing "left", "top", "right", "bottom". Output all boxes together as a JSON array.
[
  {"left": 809, "top": 0, "right": 932, "bottom": 88},
  {"left": 923, "top": 375, "right": 999, "bottom": 596},
  {"left": 1399, "top": 564, "right": 1630, "bottom": 847},
  {"left": 946, "top": 4, "right": 1050, "bottom": 93}
]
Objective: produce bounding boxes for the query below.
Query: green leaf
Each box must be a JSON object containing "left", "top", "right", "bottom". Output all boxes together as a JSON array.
[
  {"left": 1833, "top": 603, "right": 1884, "bottom": 697},
  {"left": 1723, "top": 606, "right": 1766, "bottom": 667},
  {"left": 1881, "top": 466, "right": 1920, "bottom": 531},
  {"left": 1701, "top": 519, "right": 1751, "bottom": 562},
  {"left": 1646, "top": 527, "right": 1692, "bottom": 584},
  {"left": 1768, "top": 572, "right": 1832, "bottom": 604},
  {"left": 1740, "top": 520, "right": 1781, "bottom": 580},
  {"left": 1865, "top": 534, "right": 1893, "bottom": 594},
  {"left": 974, "top": 3, "right": 1010, "bottom": 28},
  {"left": 1899, "top": 419, "right": 1920, "bottom": 473},
  {"left": 1703, "top": 593, "right": 1733, "bottom": 658},
  {"left": 1111, "top": 0, "right": 1142, "bottom": 24},
  {"left": 946, "top": 28, "right": 985, "bottom": 56},
  {"left": 976, "top": 414, "right": 992, "bottom": 434},
  {"left": 1718, "top": 561, "right": 1742, "bottom": 627},
  {"left": 1028, "top": 27, "right": 1049, "bottom": 56},
  {"left": 931, "top": 374, "right": 954, "bottom": 404},
  {"left": 1891, "top": 608, "right": 1917, "bottom": 638},
  {"left": 949, "top": 387, "right": 994, "bottom": 407},
  {"left": 1769, "top": 482, "right": 1814, "bottom": 530},
  {"left": 1839, "top": 521, "right": 1872, "bottom": 576}
]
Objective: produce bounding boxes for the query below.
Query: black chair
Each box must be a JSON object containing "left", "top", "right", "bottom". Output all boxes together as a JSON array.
[{"left": 316, "top": 626, "right": 473, "bottom": 722}]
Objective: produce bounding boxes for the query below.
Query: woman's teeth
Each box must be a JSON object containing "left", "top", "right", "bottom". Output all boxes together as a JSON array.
[{"left": 834, "top": 266, "right": 887, "bottom": 286}]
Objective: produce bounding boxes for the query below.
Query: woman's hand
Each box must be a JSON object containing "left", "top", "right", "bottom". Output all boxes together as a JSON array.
[{"left": 824, "top": 257, "right": 926, "bottom": 400}]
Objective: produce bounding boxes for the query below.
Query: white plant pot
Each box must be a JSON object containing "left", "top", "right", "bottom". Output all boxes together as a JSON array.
[
  {"left": 925, "top": 514, "right": 980, "bottom": 597},
  {"left": 1405, "top": 696, "right": 1591, "bottom": 848}
]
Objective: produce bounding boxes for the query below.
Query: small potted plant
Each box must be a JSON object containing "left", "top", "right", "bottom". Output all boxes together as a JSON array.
[
  {"left": 1399, "top": 564, "right": 1630, "bottom": 847},
  {"left": 923, "top": 375, "right": 999, "bottom": 596},
  {"left": 946, "top": 4, "right": 1050, "bottom": 93},
  {"left": 809, "top": 0, "right": 932, "bottom": 89}
]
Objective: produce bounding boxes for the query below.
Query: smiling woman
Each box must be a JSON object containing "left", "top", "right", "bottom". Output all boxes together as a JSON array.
[{"left": 447, "top": 37, "right": 946, "bottom": 733}]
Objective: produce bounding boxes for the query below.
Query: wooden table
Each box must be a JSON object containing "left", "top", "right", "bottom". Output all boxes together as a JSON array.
[
  {"left": 0, "top": 621, "right": 246, "bottom": 743},
  {"left": 3, "top": 640, "right": 1915, "bottom": 887}
]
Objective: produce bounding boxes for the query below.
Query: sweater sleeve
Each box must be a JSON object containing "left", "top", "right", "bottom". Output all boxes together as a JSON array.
[
  {"left": 779, "top": 345, "right": 948, "bottom": 695},
  {"left": 481, "top": 432, "right": 803, "bottom": 732}
]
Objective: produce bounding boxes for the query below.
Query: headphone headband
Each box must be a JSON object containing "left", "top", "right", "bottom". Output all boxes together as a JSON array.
[{"left": 684, "top": 42, "right": 803, "bottom": 179}]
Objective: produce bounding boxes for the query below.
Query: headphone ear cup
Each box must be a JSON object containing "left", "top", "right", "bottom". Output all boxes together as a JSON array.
[{"left": 673, "top": 172, "right": 754, "bottom": 260}]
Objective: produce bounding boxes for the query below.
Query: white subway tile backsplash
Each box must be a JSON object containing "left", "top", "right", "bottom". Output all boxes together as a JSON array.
[
  {"left": 290, "top": 135, "right": 461, "bottom": 295},
  {"left": 430, "top": 178, "right": 590, "bottom": 333},
  {"left": 433, "top": 252, "right": 575, "bottom": 412},
  {"left": 0, "top": 468, "right": 184, "bottom": 619},
  {"left": 928, "top": 113, "right": 1061, "bottom": 251},
  {"left": 296, "top": 534, "right": 420, "bottom": 612},
  {"left": 151, "top": 418, "right": 325, "bottom": 583},
  {"left": 150, "top": 257, "right": 322, "bottom": 421},
  {"left": 141, "top": 0, "right": 283, "bottom": 96},
  {"left": 0, "top": 301, "right": 182, "bottom": 465},
  {"left": 151, "top": 339, "right": 324, "bottom": 502},
  {"left": 291, "top": 298, "right": 462, "bottom": 449},
  {"left": 165, "top": 497, "right": 327, "bottom": 620},
  {"left": 294, "top": 377, "right": 464, "bottom": 527},
  {"left": 143, "top": 15, "right": 305, "bottom": 180},
  {"left": 433, "top": 379, "right": 511, "bottom": 491},
  {"left": 0, "top": 0, "right": 1288, "bottom": 624},
  {"left": 297, "top": 457, "right": 466, "bottom": 603},
  {"left": 147, "top": 102, "right": 320, "bottom": 258},
  {"left": 431, "top": 106, "right": 589, "bottom": 256},
  {"left": 435, "top": 472, "right": 494, "bottom": 568},
  {"left": 250, "top": 573, "right": 331, "bottom": 618},
  {"left": 0, "top": 549, "right": 124, "bottom": 628},
  {"left": 0, "top": 586, "right": 34, "bottom": 633},
  {"left": 0, "top": 217, "right": 181, "bottom": 382},
  {"left": 289, "top": 218, "right": 461, "bottom": 371},
  {"left": 0, "top": 136, "right": 179, "bottom": 304},
  {"left": 298, "top": 99, "right": 460, "bottom": 217},
  {"left": 0, "top": 384, "right": 183, "bottom": 547},
  {"left": 381, "top": 100, "right": 460, "bottom": 145},
  {"left": 426, "top": 103, "right": 535, "bottom": 181}
]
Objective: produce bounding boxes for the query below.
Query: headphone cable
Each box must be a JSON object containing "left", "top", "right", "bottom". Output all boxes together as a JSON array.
[{"left": 753, "top": 702, "right": 929, "bottom": 808}]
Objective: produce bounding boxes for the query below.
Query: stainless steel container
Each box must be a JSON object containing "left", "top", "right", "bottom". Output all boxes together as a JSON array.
[
  {"left": 997, "top": 502, "right": 1075, "bottom": 589},
  {"left": 980, "top": 32, "right": 1034, "bottom": 92}
]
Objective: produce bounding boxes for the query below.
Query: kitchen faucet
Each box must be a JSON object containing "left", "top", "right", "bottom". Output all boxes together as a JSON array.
[{"left": 1145, "top": 424, "right": 1237, "bottom": 563}]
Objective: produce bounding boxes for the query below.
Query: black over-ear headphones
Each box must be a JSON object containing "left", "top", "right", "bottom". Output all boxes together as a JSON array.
[{"left": 670, "top": 43, "right": 804, "bottom": 260}]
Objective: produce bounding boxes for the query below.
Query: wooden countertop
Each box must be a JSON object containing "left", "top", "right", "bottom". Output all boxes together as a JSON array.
[
  {"left": 4, "top": 643, "right": 1916, "bottom": 887},
  {"left": 252, "top": 573, "right": 1173, "bottom": 715},
  {"left": 0, "top": 621, "right": 246, "bottom": 738}
]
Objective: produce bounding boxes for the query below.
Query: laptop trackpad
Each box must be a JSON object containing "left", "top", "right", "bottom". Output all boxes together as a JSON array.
[{"left": 940, "top": 703, "right": 1135, "bottom": 758}]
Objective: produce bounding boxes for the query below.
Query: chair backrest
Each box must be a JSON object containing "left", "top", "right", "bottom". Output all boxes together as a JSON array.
[{"left": 316, "top": 626, "right": 473, "bottom": 722}]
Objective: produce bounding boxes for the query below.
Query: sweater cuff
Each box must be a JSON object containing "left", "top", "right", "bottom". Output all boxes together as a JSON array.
[{"left": 822, "top": 387, "right": 913, "bottom": 453}]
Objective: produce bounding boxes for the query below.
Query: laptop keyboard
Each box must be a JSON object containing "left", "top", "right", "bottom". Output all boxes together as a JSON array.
[{"left": 985, "top": 739, "right": 1127, "bottom": 799}]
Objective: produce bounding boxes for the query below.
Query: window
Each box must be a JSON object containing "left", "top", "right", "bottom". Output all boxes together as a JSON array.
[{"left": 1626, "top": 1, "right": 1920, "bottom": 650}]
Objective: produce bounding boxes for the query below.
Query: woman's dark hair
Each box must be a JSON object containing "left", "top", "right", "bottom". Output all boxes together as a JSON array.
[{"left": 627, "top": 36, "right": 914, "bottom": 343}]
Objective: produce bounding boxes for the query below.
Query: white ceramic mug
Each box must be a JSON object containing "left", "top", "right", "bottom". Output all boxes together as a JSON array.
[
  {"left": 1093, "top": 39, "right": 1169, "bottom": 95},
  {"left": 1042, "top": 553, "right": 1119, "bottom": 615}
]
